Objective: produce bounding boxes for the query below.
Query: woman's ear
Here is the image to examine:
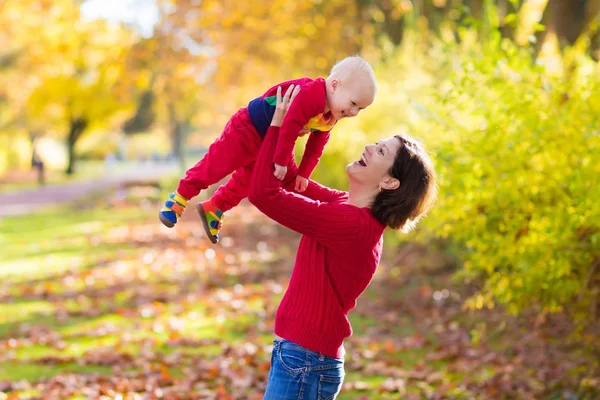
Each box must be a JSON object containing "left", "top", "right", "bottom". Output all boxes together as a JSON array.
[{"left": 381, "top": 177, "right": 400, "bottom": 191}]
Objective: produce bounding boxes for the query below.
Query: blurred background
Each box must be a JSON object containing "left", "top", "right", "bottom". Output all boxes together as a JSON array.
[{"left": 1, "top": 0, "right": 599, "bottom": 399}]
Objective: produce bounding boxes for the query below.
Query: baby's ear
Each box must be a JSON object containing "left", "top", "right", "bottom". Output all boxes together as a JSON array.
[{"left": 331, "top": 79, "right": 340, "bottom": 90}]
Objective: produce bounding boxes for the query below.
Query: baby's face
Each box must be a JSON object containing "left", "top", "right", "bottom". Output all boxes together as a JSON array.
[{"left": 328, "top": 79, "right": 375, "bottom": 120}]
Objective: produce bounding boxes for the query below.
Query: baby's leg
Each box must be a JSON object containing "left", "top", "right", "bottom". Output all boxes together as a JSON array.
[
  {"left": 176, "top": 110, "right": 262, "bottom": 200},
  {"left": 197, "top": 162, "right": 255, "bottom": 244},
  {"left": 160, "top": 108, "right": 260, "bottom": 229},
  {"left": 198, "top": 158, "right": 299, "bottom": 243},
  {"left": 211, "top": 162, "right": 255, "bottom": 212},
  {"left": 212, "top": 155, "right": 300, "bottom": 211}
]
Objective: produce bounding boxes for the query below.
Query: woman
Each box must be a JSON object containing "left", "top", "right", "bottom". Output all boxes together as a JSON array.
[{"left": 248, "top": 85, "right": 437, "bottom": 399}]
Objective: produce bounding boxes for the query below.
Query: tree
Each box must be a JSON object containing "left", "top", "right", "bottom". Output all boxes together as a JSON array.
[
  {"left": 534, "top": 0, "right": 583, "bottom": 58},
  {"left": 0, "top": 0, "right": 66, "bottom": 170},
  {"left": 24, "top": 1, "right": 137, "bottom": 174},
  {"left": 498, "top": 0, "right": 523, "bottom": 41},
  {"left": 120, "top": 11, "right": 206, "bottom": 171},
  {"left": 166, "top": 0, "right": 369, "bottom": 89}
]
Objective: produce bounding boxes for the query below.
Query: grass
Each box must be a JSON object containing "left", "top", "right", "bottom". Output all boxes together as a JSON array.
[
  {"left": 0, "top": 196, "right": 477, "bottom": 397},
  {"left": 0, "top": 363, "right": 112, "bottom": 382},
  {"left": 2, "top": 188, "right": 590, "bottom": 399},
  {"left": 0, "top": 196, "right": 279, "bottom": 391},
  {"left": 0, "top": 204, "right": 149, "bottom": 284}
]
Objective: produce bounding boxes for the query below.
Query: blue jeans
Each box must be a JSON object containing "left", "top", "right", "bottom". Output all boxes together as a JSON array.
[{"left": 263, "top": 339, "right": 345, "bottom": 400}]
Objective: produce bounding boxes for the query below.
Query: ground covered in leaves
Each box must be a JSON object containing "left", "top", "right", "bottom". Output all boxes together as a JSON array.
[{"left": 0, "top": 187, "right": 598, "bottom": 399}]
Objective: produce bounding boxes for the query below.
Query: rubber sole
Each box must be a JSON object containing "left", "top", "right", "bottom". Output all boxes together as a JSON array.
[
  {"left": 196, "top": 203, "right": 218, "bottom": 244},
  {"left": 158, "top": 212, "right": 175, "bottom": 228}
]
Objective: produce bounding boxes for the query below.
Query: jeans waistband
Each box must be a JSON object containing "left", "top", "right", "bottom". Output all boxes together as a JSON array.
[{"left": 274, "top": 338, "right": 344, "bottom": 363}]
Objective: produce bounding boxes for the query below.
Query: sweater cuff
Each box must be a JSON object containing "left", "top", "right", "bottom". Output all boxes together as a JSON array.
[{"left": 297, "top": 164, "right": 315, "bottom": 179}]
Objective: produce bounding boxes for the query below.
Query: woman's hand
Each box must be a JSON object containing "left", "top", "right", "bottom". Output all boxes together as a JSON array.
[
  {"left": 270, "top": 84, "right": 301, "bottom": 127},
  {"left": 295, "top": 176, "right": 309, "bottom": 192},
  {"left": 273, "top": 163, "right": 287, "bottom": 180}
]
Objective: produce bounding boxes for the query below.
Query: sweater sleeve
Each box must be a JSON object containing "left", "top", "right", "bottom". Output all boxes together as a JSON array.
[
  {"left": 249, "top": 126, "right": 363, "bottom": 247},
  {"left": 283, "top": 160, "right": 347, "bottom": 203},
  {"left": 300, "top": 180, "right": 346, "bottom": 203},
  {"left": 297, "top": 130, "right": 331, "bottom": 179},
  {"left": 273, "top": 82, "right": 326, "bottom": 167}
]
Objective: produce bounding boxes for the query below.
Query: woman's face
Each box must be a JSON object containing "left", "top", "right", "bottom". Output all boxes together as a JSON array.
[{"left": 346, "top": 136, "right": 402, "bottom": 186}]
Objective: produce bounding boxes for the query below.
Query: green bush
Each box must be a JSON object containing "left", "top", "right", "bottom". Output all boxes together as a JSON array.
[
  {"left": 316, "top": 31, "right": 600, "bottom": 319},
  {"left": 428, "top": 35, "right": 600, "bottom": 318}
]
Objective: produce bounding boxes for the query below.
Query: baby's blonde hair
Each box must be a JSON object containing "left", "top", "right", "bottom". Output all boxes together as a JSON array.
[{"left": 329, "top": 55, "right": 377, "bottom": 90}]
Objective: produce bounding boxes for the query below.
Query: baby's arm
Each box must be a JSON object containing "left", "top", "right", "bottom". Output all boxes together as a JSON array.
[
  {"left": 297, "top": 130, "right": 331, "bottom": 180},
  {"left": 272, "top": 83, "right": 326, "bottom": 178}
]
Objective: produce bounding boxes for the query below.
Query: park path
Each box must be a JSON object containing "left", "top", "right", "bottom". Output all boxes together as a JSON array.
[{"left": 0, "top": 162, "right": 178, "bottom": 217}]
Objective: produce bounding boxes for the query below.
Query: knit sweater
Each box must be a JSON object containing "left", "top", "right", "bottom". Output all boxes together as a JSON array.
[
  {"left": 248, "top": 125, "right": 386, "bottom": 358},
  {"left": 248, "top": 77, "right": 335, "bottom": 179}
]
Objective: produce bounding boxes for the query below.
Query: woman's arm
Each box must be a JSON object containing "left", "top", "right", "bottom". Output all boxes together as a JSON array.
[
  {"left": 300, "top": 180, "right": 346, "bottom": 203},
  {"left": 282, "top": 161, "right": 346, "bottom": 203},
  {"left": 248, "top": 86, "right": 363, "bottom": 247}
]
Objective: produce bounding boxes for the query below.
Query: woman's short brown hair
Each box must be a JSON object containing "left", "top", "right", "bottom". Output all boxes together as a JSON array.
[{"left": 371, "top": 135, "right": 437, "bottom": 232}]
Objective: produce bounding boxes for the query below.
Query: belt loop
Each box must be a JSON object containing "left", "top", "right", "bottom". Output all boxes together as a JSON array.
[{"left": 319, "top": 353, "right": 324, "bottom": 361}]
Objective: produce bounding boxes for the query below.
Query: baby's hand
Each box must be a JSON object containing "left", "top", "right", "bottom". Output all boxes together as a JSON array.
[
  {"left": 295, "top": 176, "right": 309, "bottom": 193},
  {"left": 299, "top": 128, "right": 311, "bottom": 137},
  {"left": 273, "top": 163, "right": 287, "bottom": 180}
]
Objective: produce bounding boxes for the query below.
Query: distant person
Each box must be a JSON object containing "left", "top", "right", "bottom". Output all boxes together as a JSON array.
[
  {"left": 31, "top": 137, "right": 45, "bottom": 186},
  {"left": 249, "top": 86, "right": 437, "bottom": 399},
  {"left": 104, "top": 152, "right": 117, "bottom": 174},
  {"left": 158, "top": 55, "right": 378, "bottom": 244}
]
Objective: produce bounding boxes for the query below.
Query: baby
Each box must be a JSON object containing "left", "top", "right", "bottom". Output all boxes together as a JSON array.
[{"left": 159, "top": 55, "right": 377, "bottom": 243}]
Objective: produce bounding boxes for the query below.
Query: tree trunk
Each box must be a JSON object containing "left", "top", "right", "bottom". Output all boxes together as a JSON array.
[
  {"left": 535, "top": 0, "right": 589, "bottom": 59},
  {"left": 450, "top": 0, "right": 484, "bottom": 42},
  {"left": 65, "top": 117, "right": 88, "bottom": 175},
  {"left": 466, "top": 0, "right": 483, "bottom": 21},
  {"left": 534, "top": 0, "right": 557, "bottom": 59},
  {"left": 585, "top": 0, "right": 600, "bottom": 60},
  {"left": 372, "top": 0, "right": 406, "bottom": 46},
  {"left": 498, "top": 0, "right": 523, "bottom": 41},
  {"left": 421, "top": 0, "right": 451, "bottom": 37},
  {"left": 591, "top": 30, "right": 600, "bottom": 60},
  {"left": 168, "top": 103, "right": 186, "bottom": 173},
  {"left": 557, "top": 0, "right": 587, "bottom": 45}
]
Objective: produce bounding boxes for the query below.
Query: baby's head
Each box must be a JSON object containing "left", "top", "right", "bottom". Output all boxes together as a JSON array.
[{"left": 326, "top": 56, "right": 377, "bottom": 120}]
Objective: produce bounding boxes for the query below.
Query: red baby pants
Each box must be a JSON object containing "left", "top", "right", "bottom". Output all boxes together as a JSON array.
[{"left": 176, "top": 107, "right": 297, "bottom": 212}]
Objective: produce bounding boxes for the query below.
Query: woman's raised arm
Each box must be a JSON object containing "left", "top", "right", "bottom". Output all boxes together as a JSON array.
[{"left": 248, "top": 86, "right": 364, "bottom": 247}]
